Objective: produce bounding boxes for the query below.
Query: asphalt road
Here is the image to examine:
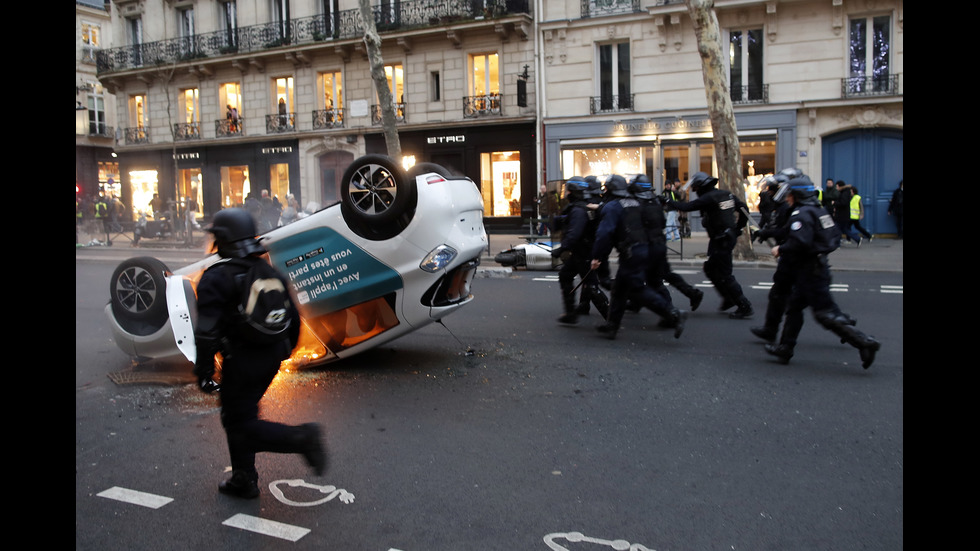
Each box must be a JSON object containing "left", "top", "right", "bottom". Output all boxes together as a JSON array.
[{"left": 76, "top": 254, "right": 903, "bottom": 551}]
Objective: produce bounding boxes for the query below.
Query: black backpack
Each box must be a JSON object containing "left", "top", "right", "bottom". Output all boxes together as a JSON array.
[{"left": 226, "top": 257, "right": 293, "bottom": 344}]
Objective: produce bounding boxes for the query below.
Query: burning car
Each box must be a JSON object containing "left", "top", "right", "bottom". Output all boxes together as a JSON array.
[{"left": 105, "top": 155, "right": 487, "bottom": 369}]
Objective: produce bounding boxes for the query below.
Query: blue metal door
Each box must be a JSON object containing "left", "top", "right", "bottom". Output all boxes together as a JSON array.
[{"left": 822, "top": 128, "right": 903, "bottom": 235}]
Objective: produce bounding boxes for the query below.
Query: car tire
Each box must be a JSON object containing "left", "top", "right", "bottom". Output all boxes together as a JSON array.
[
  {"left": 407, "top": 162, "right": 457, "bottom": 179},
  {"left": 340, "top": 155, "right": 416, "bottom": 241},
  {"left": 110, "top": 256, "right": 172, "bottom": 334}
]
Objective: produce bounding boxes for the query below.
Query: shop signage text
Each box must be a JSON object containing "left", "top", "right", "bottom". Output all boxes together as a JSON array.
[
  {"left": 173, "top": 152, "right": 200, "bottom": 160},
  {"left": 262, "top": 146, "right": 294, "bottom": 154},
  {"left": 613, "top": 119, "right": 711, "bottom": 134},
  {"left": 426, "top": 135, "right": 466, "bottom": 144}
]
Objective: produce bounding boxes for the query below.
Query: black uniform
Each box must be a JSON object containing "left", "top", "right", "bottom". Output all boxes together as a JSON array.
[
  {"left": 194, "top": 209, "right": 326, "bottom": 499},
  {"left": 555, "top": 194, "right": 608, "bottom": 324},
  {"left": 750, "top": 200, "right": 795, "bottom": 341},
  {"left": 591, "top": 196, "right": 687, "bottom": 339},
  {"left": 633, "top": 193, "right": 702, "bottom": 313},
  {"left": 668, "top": 182, "right": 753, "bottom": 318},
  {"left": 766, "top": 195, "right": 880, "bottom": 368}
]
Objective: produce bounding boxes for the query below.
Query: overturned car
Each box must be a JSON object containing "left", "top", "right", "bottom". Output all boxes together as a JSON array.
[{"left": 105, "top": 155, "right": 487, "bottom": 369}]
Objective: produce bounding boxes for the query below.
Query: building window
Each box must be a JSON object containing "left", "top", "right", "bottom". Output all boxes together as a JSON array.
[
  {"left": 480, "top": 151, "right": 521, "bottom": 217},
  {"left": 220, "top": 82, "right": 242, "bottom": 135},
  {"left": 728, "top": 28, "right": 764, "bottom": 102},
  {"left": 221, "top": 1, "right": 238, "bottom": 50},
  {"left": 270, "top": 164, "right": 290, "bottom": 205},
  {"left": 467, "top": 53, "right": 499, "bottom": 115},
  {"left": 320, "top": 0, "right": 337, "bottom": 38},
  {"left": 128, "top": 94, "right": 148, "bottom": 144},
  {"left": 273, "top": 76, "right": 295, "bottom": 131},
  {"left": 178, "top": 88, "right": 200, "bottom": 139},
  {"left": 316, "top": 71, "right": 343, "bottom": 127},
  {"left": 99, "top": 162, "right": 120, "bottom": 200},
  {"left": 81, "top": 21, "right": 100, "bottom": 63},
  {"left": 87, "top": 84, "right": 108, "bottom": 137},
  {"left": 273, "top": 0, "right": 290, "bottom": 42},
  {"left": 430, "top": 71, "right": 441, "bottom": 102},
  {"left": 597, "top": 42, "right": 631, "bottom": 112},
  {"left": 177, "top": 169, "right": 203, "bottom": 222},
  {"left": 128, "top": 17, "right": 143, "bottom": 66},
  {"left": 385, "top": 64, "right": 404, "bottom": 104},
  {"left": 849, "top": 15, "right": 891, "bottom": 94},
  {"left": 221, "top": 165, "right": 251, "bottom": 208}
]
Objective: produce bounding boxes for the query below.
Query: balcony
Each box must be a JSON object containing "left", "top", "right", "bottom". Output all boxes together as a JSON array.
[
  {"left": 730, "top": 83, "right": 769, "bottom": 105},
  {"left": 125, "top": 127, "right": 150, "bottom": 145},
  {"left": 97, "top": 0, "right": 531, "bottom": 75},
  {"left": 590, "top": 94, "right": 635, "bottom": 114},
  {"left": 87, "top": 123, "right": 115, "bottom": 139},
  {"left": 174, "top": 122, "right": 201, "bottom": 141},
  {"left": 842, "top": 75, "right": 900, "bottom": 98},
  {"left": 313, "top": 109, "right": 345, "bottom": 130},
  {"left": 463, "top": 94, "right": 502, "bottom": 118},
  {"left": 371, "top": 104, "right": 406, "bottom": 125},
  {"left": 581, "top": 0, "right": 641, "bottom": 18},
  {"left": 266, "top": 113, "right": 296, "bottom": 134},
  {"left": 216, "top": 118, "right": 244, "bottom": 137}
]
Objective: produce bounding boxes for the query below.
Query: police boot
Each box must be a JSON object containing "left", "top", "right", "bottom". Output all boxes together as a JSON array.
[
  {"left": 765, "top": 343, "right": 794, "bottom": 364},
  {"left": 750, "top": 326, "right": 778, "bottom": 342},
  {"left": 816, "top": 311, "right": 880, "bottom": 369},
  {"left": 297, "top": 423, "right": 328, "bottom": 476},
  {"left": 729, "top": 297, "right": 754, "bottom": 319},
  {"left": 595, "top": 322, "right": 619, "bottom": 340},
  {"left": 558, "top": 292, "right": 579, "bottom": 325},
  {"left": 687, "top": 289, "right": 704, "bottom": 311},
  {"left": 219, "top": 469, "right": 260, "bottom": 499},
  {"left": 671, "top": 309, "right": 688, "bottom": 339}
]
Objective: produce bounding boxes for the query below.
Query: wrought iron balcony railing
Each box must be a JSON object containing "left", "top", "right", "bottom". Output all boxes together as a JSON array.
[
  {"left": 313, "top": 109, "right": 345, "bottom": 130},
  {"left": 97, "top": 0, "right": 530, "bottom": 75},
  {"left": 267, "top": 113, "right": 297, "bottom": 133},
  {"left": 371, "top": 104, "right": 406, "bottom": 125},
  {"left": 125, "top": 127, "right": 150, "bottom": 145},
  {"left": 841, "top": 75, "right": 900, "bottom": 98},
  {"left": 581, "top": 0, "right": 641, "bottom": 18},
  {"left": 590, "top": 94, "right": 635, "bottom": 114},
  {"left": 463, "top": 94, "right": 502, "bottom": 118},
  {"left": 174, "top": 122, "right": 201, "bottom": 140},
  {"left": 730, "top": 83, "right": 769, "bottom": 105},
  {"left": 87, "top": 124, "right": 115, "bottom": 139},
  {"left": 216, "top": 118, "right": 244, "bottom": 137}
]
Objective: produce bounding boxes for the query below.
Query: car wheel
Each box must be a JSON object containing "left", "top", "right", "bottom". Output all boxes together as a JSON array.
[
  {"left": 341, "top": 155, "right": 413, "bottom": 224},
  {"left": 110, "top": 257, "right": 171, "bottom": 332},
  {"left": 408, "top": 162, "right": 456, "bottom": 179}
]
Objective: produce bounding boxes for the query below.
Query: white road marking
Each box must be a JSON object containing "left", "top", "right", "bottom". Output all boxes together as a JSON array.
[
  {"left": 881, "top": 285, "right": 903, "bottom": 294},
  {"left": 97, "top": 487, "right": 173, "bottom": 509},
  {"left": 222, "top": 513, "right": 310, "bottom": 542}
]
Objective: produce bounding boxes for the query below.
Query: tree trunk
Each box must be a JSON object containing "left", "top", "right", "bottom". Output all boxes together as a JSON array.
[
  {"left": 358, "top": 0, "right": 401, "bottom": 159},
  {"left": 685, "top": 0, "right": 754, "bottom": 260}
]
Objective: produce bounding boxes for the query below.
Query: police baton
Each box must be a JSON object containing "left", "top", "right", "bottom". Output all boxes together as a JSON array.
[
  {"left": 571, "top": 266, "right": 597, "bottom": 294},
  {"left": 741, "top": 206, "right": 775, "bottom": 248}
]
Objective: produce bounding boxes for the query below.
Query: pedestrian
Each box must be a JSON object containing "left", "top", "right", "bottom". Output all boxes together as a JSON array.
[
  {"left": 95, "top": 195, "right": 110, "bottom": 238},
  {"left": 848, "top": 186, "right": 873, "bottom": 243},
  {"left": 536, "top": 183, "right": 560, "bottom": 236},
  {"left": 666, "top": 172, "right": 754, "bottom": 319},
  {"left": 833, "top": 181, "right": 862, "bottom": 245},
  {"left": 764, "top": 176, "right": 881, "bottom": 368},
  {"left": 149, "top": 193, "right": 163, "bottom": 219},
  {"left": 822, "top": 177, "right": 838, "bottom": 214},
  {"left": 662, "top": 179, "right": 681, "bottom": 241},
  {"left": 553, "top": 177, "right": 608, "bottom": 325},
  {"left": 280, "top": 193, "right": 300, "bottom": 226},
  {"left": 589, "top": 175, "right": 688, "bottom": 340},
  {"left": 757, "top": 177, "right": 778, "bottom": 230},
  {"left": 109, "top": 195, "right": 125, "bottom": 233},
  {"left": 193, "top": 207, "right": 327, "bottom": 499},
  {"left": 888, "top": 180, "right": 903, "bottom": 239}
]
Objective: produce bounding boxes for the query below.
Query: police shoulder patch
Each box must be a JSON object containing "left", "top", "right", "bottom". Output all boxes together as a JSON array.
[{"left": 790, "top": 220, "right": 803, "bottom": 231}]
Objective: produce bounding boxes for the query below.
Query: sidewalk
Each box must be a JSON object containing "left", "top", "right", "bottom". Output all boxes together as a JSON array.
[{"left": 482, "top": 231, "right": 903, "bottom": 273}]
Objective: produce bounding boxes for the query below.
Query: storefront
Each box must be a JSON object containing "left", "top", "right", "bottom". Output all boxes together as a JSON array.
[
  {"left": 543, "top": 111, "right": 797, "bottom": 225},
  {"left": 114, "top": 140, "right": 300, "bottom": 224},
  {"left": 365, "top": 122, "right": 537, "bottom": 232}
]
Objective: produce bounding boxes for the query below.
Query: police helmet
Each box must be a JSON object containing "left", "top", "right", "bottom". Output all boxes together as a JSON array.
[
  {"left": 207, "top": 207, "right": 267, "bottom": 258},
  {"left": 778, "top": 167, "right": 803, "bottom": 180},
  {"left": 684, "top": 171, "right": 718, "bottom": 195},
  {"left": 564, "top": 177, "right": 591, "bottom": 201},
  {"left": 627, "top": 174, "right": 654, "bottom": 200},
  {"left": 584, "top": 175, "right": 603, "bottom": 198},
  {"left": 604, "top": 174, "right": 629, "bottom": 198},
  {"left": 773, "top": 175, "right": 817, "bottom": 203}
]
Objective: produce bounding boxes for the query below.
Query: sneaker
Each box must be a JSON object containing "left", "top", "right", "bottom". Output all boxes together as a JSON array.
[
  {"left": 219, "top": 470, "right": 260, "bottom": 499},
  {"left": 764, "top": 343, "right": 794, "bottom": 364},
  {"left": 300, "top": 423, "right": 328, "bottom": 477}
]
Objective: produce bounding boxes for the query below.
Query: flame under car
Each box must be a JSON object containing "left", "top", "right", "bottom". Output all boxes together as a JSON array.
[{"left": 105, "top": 155, "right": 487, "bottom": 368}]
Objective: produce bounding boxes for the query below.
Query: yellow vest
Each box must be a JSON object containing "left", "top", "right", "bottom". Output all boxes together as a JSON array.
[{"left": 849, "top": 195, "right": 861, "bottom": 220}]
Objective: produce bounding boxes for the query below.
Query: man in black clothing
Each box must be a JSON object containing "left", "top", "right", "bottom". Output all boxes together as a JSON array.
[
  {"left": 554, "top": 177, "right": 608, "bottom": 324},
  {"left": 667, "top": 172, "right": 753, "bottom": 319},
  {"left": 194, "top": 208, "right": 327, "bottom": 499},
  {"left": 764, "top": 177, "right": 880, "bottom": 368}
]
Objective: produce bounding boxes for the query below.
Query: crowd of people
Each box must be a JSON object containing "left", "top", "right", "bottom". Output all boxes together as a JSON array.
[{"left": 547, "top": 169, "right": 883, "bottom": 369}]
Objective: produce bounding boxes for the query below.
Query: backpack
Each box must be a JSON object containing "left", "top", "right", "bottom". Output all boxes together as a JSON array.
[
  {"left": 226, "top": 257, "right": 293, "bottom": 344},
  {"left": 808, "top": 205, "right": 841, "bottom": 254}
]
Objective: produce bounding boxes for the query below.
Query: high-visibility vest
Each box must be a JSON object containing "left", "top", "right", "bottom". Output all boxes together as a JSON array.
[{"left": 849, "top": 194, "right": 862, "bottom": 220}]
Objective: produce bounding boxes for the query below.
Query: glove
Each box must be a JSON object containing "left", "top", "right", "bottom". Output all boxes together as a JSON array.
[
  {"left": 198, "top": 377, "right": 220, "bottom": 393},
  {"left": 193, "top": 355, "right": 218, "bottom": 394},
  {"left": 551, "top": 247, "right": 562, "bottom": 258}
]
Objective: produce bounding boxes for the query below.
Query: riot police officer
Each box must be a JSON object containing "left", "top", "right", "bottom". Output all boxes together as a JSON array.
[
  {"left": 194, "top": 207, "right": 327, "bottom": 498},
  {"left": 667, "top": 172, "right": 754, "bottom": 319},
  {"left": 590, "top": 175, "right": 688, "bottom": 340},
  {"left": 554, "top": 177, "right": 608, "bottom": 324},
  {"left": 765, "top": 177, "right": 881, "bottom": 368},
  {"left": 749, "top": 172, "right": 796, "bottom": 342}
]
